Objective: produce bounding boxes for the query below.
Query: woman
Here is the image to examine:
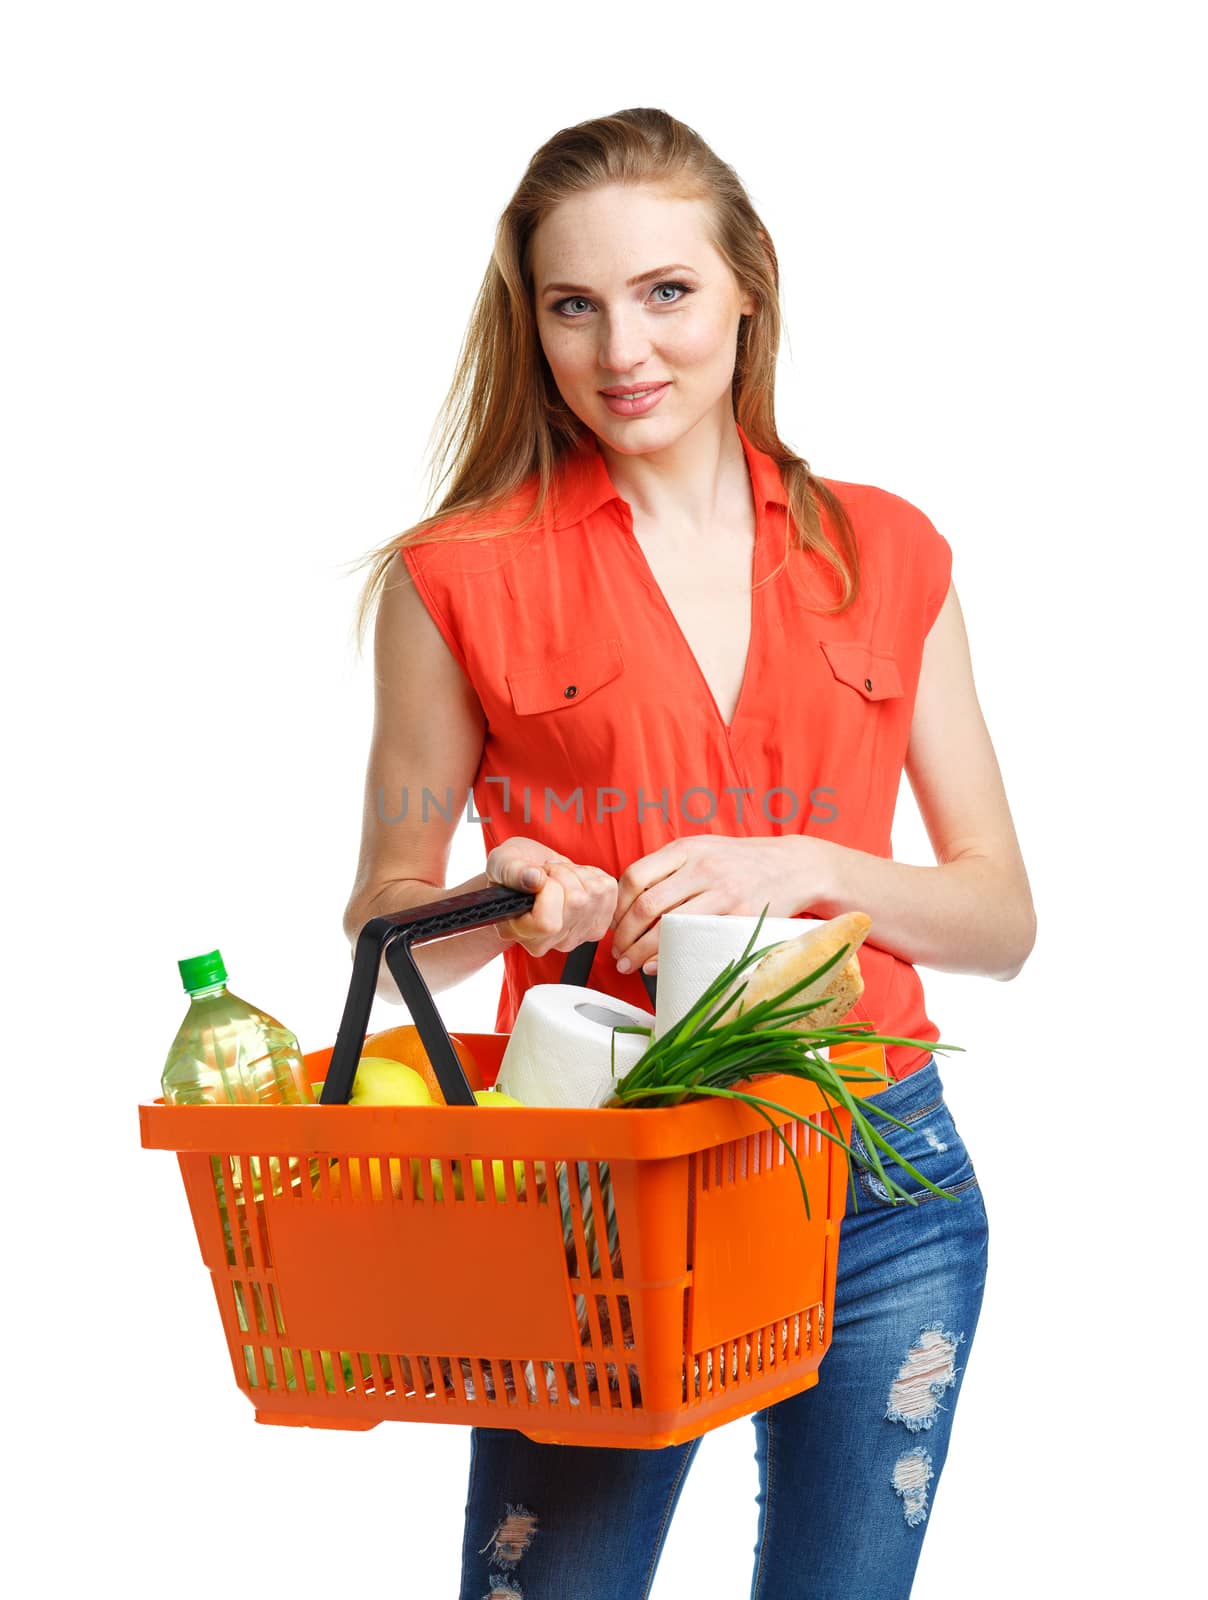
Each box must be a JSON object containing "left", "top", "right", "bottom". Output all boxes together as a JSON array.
[{"left": 346, "top": 108, "right": 1035, "bottom": 1600}]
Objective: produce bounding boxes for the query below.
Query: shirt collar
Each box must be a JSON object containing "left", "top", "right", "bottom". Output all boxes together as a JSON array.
[{"left": 549, "top": 422, "right": 789, "bottom": 531}]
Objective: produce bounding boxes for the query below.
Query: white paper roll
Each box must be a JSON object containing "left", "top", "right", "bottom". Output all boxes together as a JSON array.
[
  {"left": 495, "top": 985, "right": 655, "bottom": 1109},
  {"left": 654, "top": 912, "right": 826, "bottom": 1039}
]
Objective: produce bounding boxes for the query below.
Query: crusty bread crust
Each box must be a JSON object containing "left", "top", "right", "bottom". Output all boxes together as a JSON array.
[
  {"left": 794, "top": 953, "right": 864, "bottom": 1029},
  {"left": 715, "top": 912, "right": 872, "bottom": 1029}
]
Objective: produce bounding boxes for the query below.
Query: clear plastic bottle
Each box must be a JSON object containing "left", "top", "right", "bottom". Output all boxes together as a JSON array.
[
  {"left": 161, "top": 949, "right": 314, "bottom": 1108},
  {"left": 162, "top": 950, "right": 320, "bottom": 1388},
  {"left": 162, "top": 947, "right": 314, "bottom": 1219}
]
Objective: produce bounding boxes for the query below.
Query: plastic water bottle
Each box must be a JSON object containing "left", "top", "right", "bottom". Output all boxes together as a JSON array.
[
  {"left": 161, "top": 956, "right": 358, "bottom": 1395},
  {"left": 162, "top": 946, "right": 315, "bottom": 1229},
  {"left": 161, "top": 949, "right": 314, "bottom": 1108}
]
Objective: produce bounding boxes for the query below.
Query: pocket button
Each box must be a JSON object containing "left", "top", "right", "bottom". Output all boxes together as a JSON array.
[
  {"left": 506, "top": 637, "right": 624, "bottom": 715},
  {"left": 819, "top": 640, "right": 903, "bottom": 702}
]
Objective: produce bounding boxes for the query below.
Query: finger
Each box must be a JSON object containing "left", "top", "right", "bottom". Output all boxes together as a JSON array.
[
  {"left": 590, "top": 867, "right": 622, "bottom": 929},
  {"left": 537, "top": 861, "right": 596, "bottom": 948},
  {"left": 617, "top": 889, "right": 729, "bottom": 972},
  {"left": 528, "top": 871, "right": 567, "bottom": 940},
  {"left": 487, "top": 853, "right": 534, "bottom": 941},
  {"left": 567, "top": 864, "right": 620, "bottom": 939},
  {"left": 612, "top": 862, "right": 697, "bottom": 963},
  {"left": 611, "top": 848, "right": 689, "bottom": 934},
  {"left": 614, "top": 924, "right": 661, "bottom": 975},
  {"left": 538, "top": 863, "right": 614, "bottom": 953},
  {"left": 499, "top": 871, "right": 567, "bottom": 950},
  {"left": 487, "top": 853, "right": 547, "bottom": 894}
]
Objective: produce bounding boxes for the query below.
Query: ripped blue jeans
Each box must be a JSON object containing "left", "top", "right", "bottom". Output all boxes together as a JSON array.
[{"left": 458, "top": 1055, "right": 990, "bottom": 1600}]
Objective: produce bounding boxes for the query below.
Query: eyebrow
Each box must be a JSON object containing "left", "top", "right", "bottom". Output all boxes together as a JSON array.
[{"left": 540, "top": 263, "right": 698, "bottom": 295}]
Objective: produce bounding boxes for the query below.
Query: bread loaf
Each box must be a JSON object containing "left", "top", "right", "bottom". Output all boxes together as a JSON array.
[{"left": 713, "top": 912, "right": 872, "bottom": 1030}]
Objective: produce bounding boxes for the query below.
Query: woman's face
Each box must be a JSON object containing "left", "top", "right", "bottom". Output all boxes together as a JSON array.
[{"left": 530, "top": 183, "right": 756, "bottom": 452}]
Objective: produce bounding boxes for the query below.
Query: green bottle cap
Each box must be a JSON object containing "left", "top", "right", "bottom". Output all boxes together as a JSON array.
[{"left": 178, "top": 949, "right": 228, "bottom": 993}]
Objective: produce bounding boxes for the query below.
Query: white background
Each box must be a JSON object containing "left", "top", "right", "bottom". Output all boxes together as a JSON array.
[{"left": 5, "top": 1, "right": 1202, "bottom": 1594}]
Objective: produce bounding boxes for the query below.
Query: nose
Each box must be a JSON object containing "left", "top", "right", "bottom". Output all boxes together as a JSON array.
[{"left": 597, "top": 309, "right": 654, "bottom": 381}]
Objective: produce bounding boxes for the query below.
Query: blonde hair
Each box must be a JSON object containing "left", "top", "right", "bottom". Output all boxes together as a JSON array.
[{"left": 346, "top": 106, "right": 861, "bottom": 655}]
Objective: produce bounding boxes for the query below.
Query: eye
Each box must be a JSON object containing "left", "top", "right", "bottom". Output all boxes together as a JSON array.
[{"left": 551, "top": 281, "right": 695, "bottom": 318}]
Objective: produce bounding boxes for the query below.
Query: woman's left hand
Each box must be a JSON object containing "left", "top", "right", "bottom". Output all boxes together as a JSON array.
[{"left": 609, "top": 834, "right": 840, "bottom": 975}]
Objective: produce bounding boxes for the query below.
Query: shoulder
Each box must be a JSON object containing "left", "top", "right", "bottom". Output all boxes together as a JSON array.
[
  {"left": 819, "top": 475, "right": 950, "bottom": 570},
  {"left": 818, "top": 475, "right": 945, "bottom": 543},
  {"left": 400, "top": 476, "right": 549, "bottom": 585},
  {"left": 816, "top": 475, "right": 953, "bottom": 635}
]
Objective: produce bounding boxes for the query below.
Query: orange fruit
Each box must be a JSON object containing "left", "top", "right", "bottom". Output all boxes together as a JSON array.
[
  {"left": 316, "top": 1156, "right": 405, "bottom": 1201},
  {"left": 362, "top": 1024, "right": 481, "bottom": 1105}
]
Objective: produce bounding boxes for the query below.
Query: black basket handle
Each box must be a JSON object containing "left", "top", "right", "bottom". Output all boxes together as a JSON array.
[
  {"left": 322, "top": 884, "right": 657, "bottom": 1106},
  {"left": 561, "top": 938, "right": 657, "bottom": 1009}
]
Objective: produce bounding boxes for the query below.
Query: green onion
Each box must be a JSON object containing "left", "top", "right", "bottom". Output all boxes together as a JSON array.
[{"left": 605, "top": 906, "right": 965, "bottom": 1220}]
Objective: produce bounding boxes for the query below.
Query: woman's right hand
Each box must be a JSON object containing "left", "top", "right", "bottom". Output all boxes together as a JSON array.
[{"left": 485, "top": 837, "right": 618, "bottom": 958}]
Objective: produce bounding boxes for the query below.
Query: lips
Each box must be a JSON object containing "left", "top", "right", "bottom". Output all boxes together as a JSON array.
[
  {"left": 599, "top": 382, "right": 671, "bottom": 417},
  {"left": 599, "top": 383, "right": 670, "bottom": 397},
  {"left": 599, "top": 383, "right": 671, "bottom": 419}
]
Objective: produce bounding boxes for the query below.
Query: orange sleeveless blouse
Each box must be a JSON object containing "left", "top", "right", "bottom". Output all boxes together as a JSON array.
[{"left": 401, "top": 424, "right": 952, "bottom": 1080}]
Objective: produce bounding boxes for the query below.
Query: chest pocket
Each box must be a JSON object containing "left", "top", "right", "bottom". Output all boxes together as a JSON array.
[
  {"left": 506, "top": 636, "right": 625, "bottom": 715},
  {"left": 818, "top": 640, "right": 903, "bottom": 703}
]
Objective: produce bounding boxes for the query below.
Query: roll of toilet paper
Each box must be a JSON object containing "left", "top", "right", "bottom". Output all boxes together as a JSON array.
[
  {"left": 654, "top": 912, "right": 825, "bottom": 1039},
  {"left": 495, "top": 985, "right": 655, "bottom": 1109}
]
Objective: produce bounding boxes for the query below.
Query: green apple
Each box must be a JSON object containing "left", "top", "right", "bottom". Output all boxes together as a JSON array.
[
  {"left": 349, "top": 1056, "right": 433, "bottom": 1107},
  {"left": 409, "top": 1088, "right": 527, "bottom": 1201},
  {"left": 475, "top": 1088, "right": 525, "bottom": 1109}
]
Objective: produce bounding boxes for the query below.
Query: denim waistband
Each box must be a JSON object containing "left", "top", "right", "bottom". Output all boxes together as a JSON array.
[{"left": 877, "top": 1052, "right": 943, "bottom": 1111}]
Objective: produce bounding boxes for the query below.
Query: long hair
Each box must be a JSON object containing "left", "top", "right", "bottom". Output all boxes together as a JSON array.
[{"left": 347, "top": 107, "right": 861, "bottom": 654}]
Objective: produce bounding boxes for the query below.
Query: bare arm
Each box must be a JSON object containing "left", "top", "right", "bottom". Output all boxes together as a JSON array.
[
  {"left": 808, "top": 582, "right": 1037, "bottom": 979},
  {"left": 342, "top": 551, "right": 515, "bottom": 1004}
]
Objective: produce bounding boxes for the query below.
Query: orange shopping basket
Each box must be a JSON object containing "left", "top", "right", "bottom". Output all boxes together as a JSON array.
[{"left": 139, "top": 885, "right": 887, "bottom": 1449}]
